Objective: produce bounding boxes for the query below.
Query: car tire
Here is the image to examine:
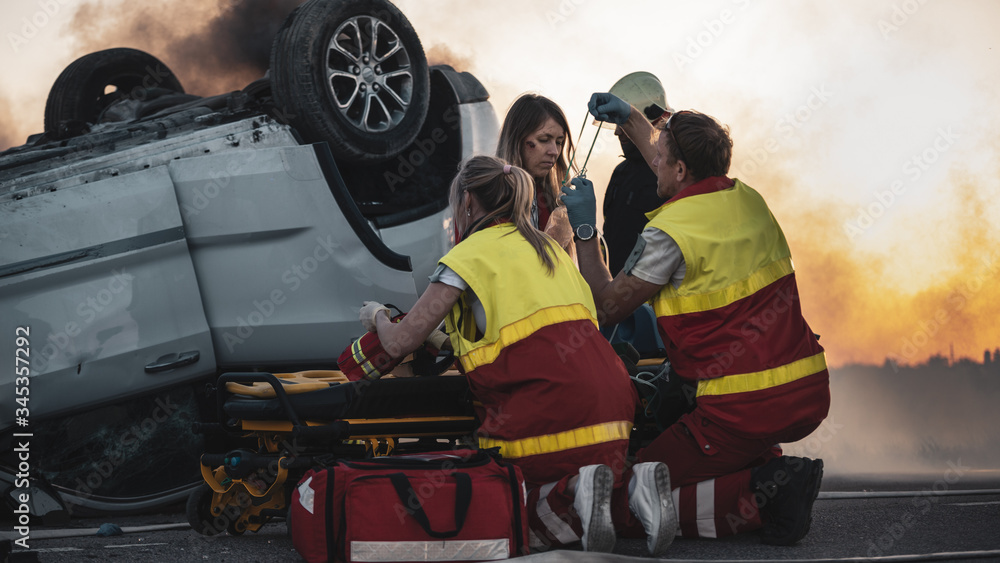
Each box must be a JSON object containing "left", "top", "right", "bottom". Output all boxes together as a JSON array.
[
  {"left": 44, "top": 48, "right": 185, "bottom": 139},
  {"left": 269, "top": 0, "right": 430, "bottom": 163}
]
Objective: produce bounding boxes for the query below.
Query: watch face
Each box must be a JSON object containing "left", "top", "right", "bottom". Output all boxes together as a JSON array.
[{"left": 576, "top": 224, "right": 595, "bottom": 240}]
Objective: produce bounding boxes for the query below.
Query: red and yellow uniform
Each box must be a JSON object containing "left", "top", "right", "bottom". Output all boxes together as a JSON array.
[
  {"left": 440, "top": 223, "right": 637, "bottom": 546},
  {"left": 440, "top": 223, "right": 636, "bottom": 485},
  {"left": 627, "top": 176, "right": 830, "bottom": 538}
]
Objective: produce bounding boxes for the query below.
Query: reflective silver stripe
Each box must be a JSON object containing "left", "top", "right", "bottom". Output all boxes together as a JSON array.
[
  {"left": 350, "top": 539, "right": 509, "bottom": 561},
  {"left": 535, "top": 485, "right": 579, "bottom": 545},
  {"left": 696, "top": 479, "right": 717, "bottom": 538},
  {"left": 528, "top": 529, "right": 545, "bottom": 549},
  {"left": 538, "top": 482, "right": 557, "bottom": 500}
]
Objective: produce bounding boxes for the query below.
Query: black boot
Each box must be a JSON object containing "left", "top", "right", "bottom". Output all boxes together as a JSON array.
[{"left": 750, "top": 456, "right": 824, "bottom": 545}]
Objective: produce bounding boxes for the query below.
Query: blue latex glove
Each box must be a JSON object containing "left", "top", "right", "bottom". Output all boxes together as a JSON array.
[
  {"left": 560, "top": 177, "right": 597, "bottom": 230},
  {"left": 588, "top": 92, "right": 631, "bottom": 125}
]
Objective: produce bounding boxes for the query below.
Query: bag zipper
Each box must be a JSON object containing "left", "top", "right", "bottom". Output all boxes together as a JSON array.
[{"left": 339, "top": 453, "right": 492, "bottom": 472}]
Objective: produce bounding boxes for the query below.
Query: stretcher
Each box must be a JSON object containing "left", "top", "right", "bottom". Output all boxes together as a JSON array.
[
  {"left": 187, "top": 305, "right": 675, "bottom": 538},
  {"left": 187, "top": 370, "right": 478, "bottom": 536}
]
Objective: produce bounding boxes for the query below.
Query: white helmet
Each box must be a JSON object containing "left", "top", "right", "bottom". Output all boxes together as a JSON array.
[{"left": 598, "top": 71, "right": 673, "bottom": 128}]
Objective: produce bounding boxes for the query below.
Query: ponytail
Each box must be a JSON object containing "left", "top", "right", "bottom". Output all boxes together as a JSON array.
[{"left": 449, "top": 155, "right": 558, "bottom": 274}]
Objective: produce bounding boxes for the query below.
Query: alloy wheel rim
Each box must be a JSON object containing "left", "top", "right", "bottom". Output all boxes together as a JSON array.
[{"left": 326, "top": 15, "right": 414, "bottom": 133}]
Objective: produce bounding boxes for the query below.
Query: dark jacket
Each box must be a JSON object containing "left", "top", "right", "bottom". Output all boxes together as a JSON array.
[{"left": 602, "top": 138, "right": 665, "bottom": 274}]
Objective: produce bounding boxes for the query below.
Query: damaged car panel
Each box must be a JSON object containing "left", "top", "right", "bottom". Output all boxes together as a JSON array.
[{"left": 0, "top": 0, "right": 497, "bottom": 515}]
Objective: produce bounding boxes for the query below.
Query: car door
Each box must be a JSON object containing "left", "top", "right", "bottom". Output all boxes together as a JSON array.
[
  {"left": 167, "top": 142, "right": 423, "bottom": 369},
  {"left": 0, "top": 166, "right": 216, "bottom": 431}
]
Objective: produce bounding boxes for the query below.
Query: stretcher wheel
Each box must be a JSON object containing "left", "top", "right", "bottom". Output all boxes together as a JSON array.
[
  {"left": 186, "top": 484, "right": 224, "bottom": 536},
  {"left": 227, "top": 518, "right": 247, "bottom": 536}
]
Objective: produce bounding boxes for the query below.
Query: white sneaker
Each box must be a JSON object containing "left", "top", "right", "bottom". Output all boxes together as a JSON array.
[
  {"left": 573, "top": 464, "right": 615, "bottom": 552},
  {"left": 628, "top": 462, "right": 677, "bottom": 556}
]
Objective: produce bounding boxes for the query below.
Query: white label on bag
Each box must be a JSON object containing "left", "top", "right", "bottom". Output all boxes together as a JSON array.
[
  {"left": 297, "top": 476, "right": 316, "bottom": 515},
  {"left": 351, "top": 539, "right": 509, "bottom": 561}
]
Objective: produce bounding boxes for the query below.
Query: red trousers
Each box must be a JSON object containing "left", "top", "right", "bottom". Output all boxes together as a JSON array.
[
  {"left": 525, "top": 472, "right": 636, "bottom": 550},
  {"left": 518, "top": 442, "right": 633, "bottom": 550},
  {"left": 616, "top": 406, "right": 820, "bottom": 538},
  {"left": 523, "top": 406, "right": 822, "bottom": 544}
]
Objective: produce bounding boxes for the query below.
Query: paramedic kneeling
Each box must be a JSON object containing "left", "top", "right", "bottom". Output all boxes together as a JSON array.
[
  {"left": 561, "top": 93, "right": 831, "bottom": 546},
  {"left": 358, "top": 155, "right": 676, "bottom": 556}
]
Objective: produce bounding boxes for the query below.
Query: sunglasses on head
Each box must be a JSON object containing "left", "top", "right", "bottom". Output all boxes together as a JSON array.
[{"left": 664, "top": 111, "right": 690, "bottom": 164}]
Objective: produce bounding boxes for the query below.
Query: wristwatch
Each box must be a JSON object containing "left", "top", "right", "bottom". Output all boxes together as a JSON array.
[{"left": 574, "top": 223, "right": 596, "bottom": 242}]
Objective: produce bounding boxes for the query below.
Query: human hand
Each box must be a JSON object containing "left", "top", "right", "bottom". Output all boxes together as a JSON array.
[
  {"left": 588, "top": 92, "right": 631, "bottom": 125},
  {"left": 426, "top": 329, "right": 451, "bottom": 351},
  {"left": 544, "top": 206, "right": 573, "bottom": 248},
  {"left": 559, "top": 177, "right": 597, "bottom": 230},
  {"left": 359, "top": 301, "right": 390, "bottom": 332}
]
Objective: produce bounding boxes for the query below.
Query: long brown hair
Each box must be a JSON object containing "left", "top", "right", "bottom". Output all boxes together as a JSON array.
[
  {"left": 496, "top": 94, "right": 576, "bottom": 216},
  {"left": 449, "top": 155, "right": 558, "bottom": 274}
]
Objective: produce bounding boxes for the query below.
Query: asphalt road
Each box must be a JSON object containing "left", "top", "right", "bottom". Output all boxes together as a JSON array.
[{"left": 5, "top": 476, "right": 999, "bottom": 562}]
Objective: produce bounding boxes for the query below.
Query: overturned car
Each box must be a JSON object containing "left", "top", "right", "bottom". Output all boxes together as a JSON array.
[{"left": 0, "top": 0, "right": 497, "bottom": 516}]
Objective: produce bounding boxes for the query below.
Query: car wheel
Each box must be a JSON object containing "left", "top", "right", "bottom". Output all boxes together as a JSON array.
[
  {"left": 269, "top": 0, "right": 430, "bottom": 163},
  {"left": 44, "top": 48, "right": 185, "bottom": 139}
]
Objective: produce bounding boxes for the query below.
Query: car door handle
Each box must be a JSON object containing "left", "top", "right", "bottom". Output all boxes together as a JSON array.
[{"left": 145, "top": 350, "right": 200, "bottom": 373}]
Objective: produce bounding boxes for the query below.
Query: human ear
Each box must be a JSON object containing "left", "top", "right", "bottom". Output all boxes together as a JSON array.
[{"left": 676, "top": 160, "right": 688, "bottom": 181}]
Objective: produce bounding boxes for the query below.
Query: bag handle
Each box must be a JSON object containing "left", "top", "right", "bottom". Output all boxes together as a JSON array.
[{"left": 389, "top": 472, "right": 472, "bottom": 539}]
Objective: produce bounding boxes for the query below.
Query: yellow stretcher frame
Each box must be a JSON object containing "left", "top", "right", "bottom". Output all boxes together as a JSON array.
[{"left": 194, "top": 369, "right": 478, "bottom": 536}]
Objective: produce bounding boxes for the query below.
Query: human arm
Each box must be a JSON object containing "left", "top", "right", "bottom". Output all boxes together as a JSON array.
[
  {"left": 561, "top": 177, "right": 662, "bottom": 325},
  {"left": 574, "top": 236, "right": 662, "bottom": 326},
  {"left": 588, "top": 93, "right": 659, "bottom": 172},
  {"left": 368, "top": 282, "right": 463, "bottom": 360}
]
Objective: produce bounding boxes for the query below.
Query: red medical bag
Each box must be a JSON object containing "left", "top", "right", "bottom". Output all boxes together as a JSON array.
[{"left": 290, "top": 449, "right": 529, "bottom": 563}]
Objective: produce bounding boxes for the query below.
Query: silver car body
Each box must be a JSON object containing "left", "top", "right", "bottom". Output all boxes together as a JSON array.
[{"left": 0, "top": 72, "right": 498, "bottom": 433}]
